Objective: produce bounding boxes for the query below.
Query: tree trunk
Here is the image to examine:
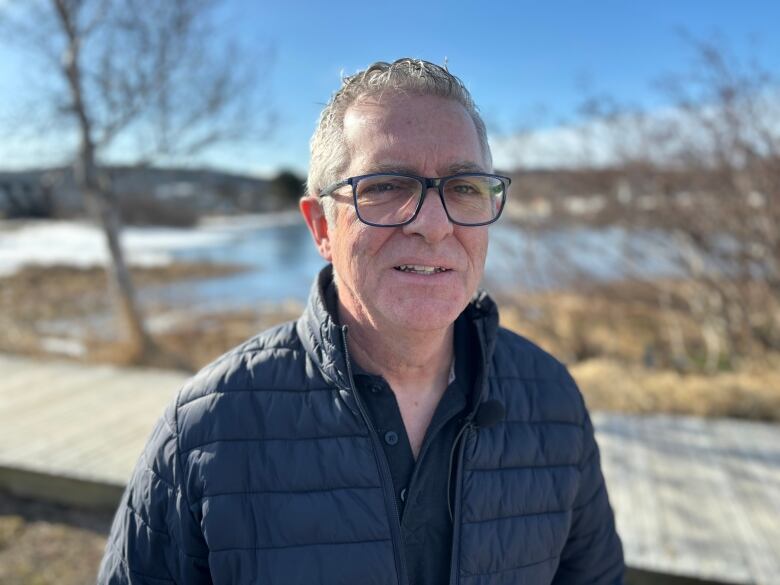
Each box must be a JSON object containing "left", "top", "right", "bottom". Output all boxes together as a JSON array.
[
  {"left": 81, "top": 171, "right": 154, "bottom": 361},
  {"left": 55, "top": 0, "right": 154, "bottom": 363}
]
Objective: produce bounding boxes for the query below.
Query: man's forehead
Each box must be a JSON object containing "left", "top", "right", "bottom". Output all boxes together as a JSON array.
[
  {"left": 342, "top": 94, "right": 488, "bottom": 174},
  {"left": 343, "top": 92, "right": 469, "bottom": 125}
]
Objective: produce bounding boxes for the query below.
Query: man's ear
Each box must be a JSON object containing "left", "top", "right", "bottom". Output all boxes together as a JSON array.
[{"left": 300, "top": 196, "right": 333, "bottom": 262}]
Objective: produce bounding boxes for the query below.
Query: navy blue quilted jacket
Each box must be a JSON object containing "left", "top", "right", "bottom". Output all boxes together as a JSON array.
[{"left": 98, "top": 266, "right": 624, "bottom": 585}]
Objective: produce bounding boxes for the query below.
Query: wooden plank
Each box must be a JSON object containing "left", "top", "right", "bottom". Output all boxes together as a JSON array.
[
  {"left": 0, "top": 364, "right": 94, "bottom": 412},
  {"left": 12, "top": 375, "right": 175, "bottom": 461},
  {"left": 0, "top": 368, "right": 122, "bottom": 443},
  {"left": 0, "top": 355, "right": 186, "bottom": 486}
]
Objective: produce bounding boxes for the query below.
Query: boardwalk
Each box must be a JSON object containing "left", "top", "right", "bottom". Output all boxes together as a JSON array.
[
  {"left": 0, "top": 353, "right": 185, "bottom": 504},
  {"left": 0, "top": 353, "right": 778, "bottom": 584},
  {"left": 596, "top": 413, "right": 780, "bottom": 584}
]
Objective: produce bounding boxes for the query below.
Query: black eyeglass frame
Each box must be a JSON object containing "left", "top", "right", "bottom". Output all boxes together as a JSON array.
[{"left": 318, "top": 172, "right": 511, "bottom": 227}]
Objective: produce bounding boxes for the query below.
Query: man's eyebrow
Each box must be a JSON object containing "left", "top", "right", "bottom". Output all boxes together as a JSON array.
[
  {"left": 443, "top": 161, "right": 487, "bottom": 175},
  {"left": 364, "top": 162, "right": 418, "bottom": 175},
  {"left": 363, "top": 161, "right": 486, "bottom": 176}
]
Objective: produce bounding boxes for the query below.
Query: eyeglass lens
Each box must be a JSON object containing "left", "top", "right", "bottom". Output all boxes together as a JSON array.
[{"left": 355, "top": 175, "right": 504, "bottom": 225}]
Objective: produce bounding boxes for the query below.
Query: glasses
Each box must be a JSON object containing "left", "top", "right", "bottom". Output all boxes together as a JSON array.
[{"left": 319, "top": 172, "right": 510, "bottom": 227}]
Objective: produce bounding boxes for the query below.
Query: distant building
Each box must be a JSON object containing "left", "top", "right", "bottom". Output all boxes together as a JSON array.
[{"left": 0, "top": 168, "right": 81, "bottom": 218}]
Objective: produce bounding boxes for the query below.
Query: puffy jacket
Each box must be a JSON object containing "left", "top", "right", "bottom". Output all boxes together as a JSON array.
[{"left": 98, "top": 265, "right": 624, "bottom": 585}]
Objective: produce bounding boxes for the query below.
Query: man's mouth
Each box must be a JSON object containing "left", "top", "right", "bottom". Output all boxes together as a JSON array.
[{"left": 393, "top": 264, "right": 451, "bottom": 275}]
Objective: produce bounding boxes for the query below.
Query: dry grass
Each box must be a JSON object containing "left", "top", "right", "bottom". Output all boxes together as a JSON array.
[
  {"left": 0, "top": 263, "right": 252, "bottom": 368},
  {"left": 571, "top": 356, "right": 780, "bottom": 421},
  {"left": 85, "top": 305, "right": 302, "bottom": 371},
  {"left": 0, "top": 492, "right": 112, "bottom": 585},
  {"left": 496, "top": 279, "right": 700, "bottom": 365},
  {"left": 1, "top": 263, "right": 245, "bottom": 321},
  {"left": 498, "top": 281, "right": 780, "bottom": 422}
]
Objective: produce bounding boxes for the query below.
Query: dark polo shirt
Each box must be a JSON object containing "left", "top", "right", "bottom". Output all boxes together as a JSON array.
[{"left": 351, "top": 316, "right": 477, "bottom": 585}]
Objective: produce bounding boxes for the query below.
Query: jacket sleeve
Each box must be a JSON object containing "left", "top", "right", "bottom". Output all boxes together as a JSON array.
[
  {"left": 552, "top": 370, "right": 625, "bottom": 585},
  {"left": 97, "top": 400, "right": 212, "bottom": 584}
]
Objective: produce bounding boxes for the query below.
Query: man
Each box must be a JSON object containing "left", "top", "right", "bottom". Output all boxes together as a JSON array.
[{"left": 99, "top": 58, "right": 624, "bottom": 585}]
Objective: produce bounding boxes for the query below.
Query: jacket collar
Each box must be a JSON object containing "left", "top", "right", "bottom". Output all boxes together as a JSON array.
[
  {"left": 296, "top": 265, "right": 353, "bottom": 392},
  {"left": 296, "top": 264, "right": 500, "bottom": 412}
]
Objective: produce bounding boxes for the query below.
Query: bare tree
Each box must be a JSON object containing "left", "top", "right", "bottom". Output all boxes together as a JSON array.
[
  {"left": 500, "top": 36, "right": 780, "bottom": 371},
  {"left": 573, "top": 37, "right": 778, "bottom": 370},
  {"left": 0, "top": 0, "right": 273, "bottom": 363}
]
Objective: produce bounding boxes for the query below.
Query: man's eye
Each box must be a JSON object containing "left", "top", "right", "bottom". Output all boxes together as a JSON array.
[
  {"left": 448, "top": 182, "right": 484, "bottom": 195},
  {"left": 362, "top": 182, "right": 397, "bottom": 193}
]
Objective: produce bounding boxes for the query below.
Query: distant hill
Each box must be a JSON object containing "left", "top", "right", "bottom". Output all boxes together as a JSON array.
[
  {"left": 0, "top": 166, "right": 289, "bottom": 222},
  {"left": 504, "top": 165, "right": 761, "bottom": 227}
]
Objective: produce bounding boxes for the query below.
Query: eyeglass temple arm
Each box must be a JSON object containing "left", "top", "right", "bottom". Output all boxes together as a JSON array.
[{"left": 319, "top": 179, "right": 351, "bottom": 198}]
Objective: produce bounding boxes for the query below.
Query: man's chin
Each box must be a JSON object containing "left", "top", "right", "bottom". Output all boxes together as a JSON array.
[{"left": 379, "top": 296, "right": 467, "bottom": 333}]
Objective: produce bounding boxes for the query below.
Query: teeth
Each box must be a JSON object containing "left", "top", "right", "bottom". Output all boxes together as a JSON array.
[{"left": 395, "top": 264, "right": 448, "bottom": 274}]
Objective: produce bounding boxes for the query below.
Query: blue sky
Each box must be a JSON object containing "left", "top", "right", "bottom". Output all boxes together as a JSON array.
[{"left": 1, "top": 0, "right": 779, "bottom": 176}]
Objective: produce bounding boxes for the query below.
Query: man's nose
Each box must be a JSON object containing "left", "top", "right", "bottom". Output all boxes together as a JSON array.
[{"left": 401, "top": 186, "right": 453, "bottom": 242}]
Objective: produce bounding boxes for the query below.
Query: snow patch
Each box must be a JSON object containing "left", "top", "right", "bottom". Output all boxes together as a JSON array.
[
  {"left": 0, "top": 219, "right": 245, "bottom": 277},
  {"left": 39, "top": 336, "right": 87, "bottom": 357}
]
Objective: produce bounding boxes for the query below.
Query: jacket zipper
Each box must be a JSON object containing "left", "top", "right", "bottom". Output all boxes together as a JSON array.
[
  {"left": 448, "top": 426, "right": 470, "bottom": 585},
  {"left": 341, "top": 325, "right": 410, "bottom": 585},
  {"left": 449, "top": 316, "right": 491, "bottom": 585}
]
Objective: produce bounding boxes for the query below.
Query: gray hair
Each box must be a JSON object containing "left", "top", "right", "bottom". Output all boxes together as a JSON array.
[{"left": 307, "top": 58, "right": 492, "bottom": 223}]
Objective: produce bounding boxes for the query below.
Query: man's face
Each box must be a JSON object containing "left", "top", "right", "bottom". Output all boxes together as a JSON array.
[{"left": 310, "top": 93, "right": 490, "bottom": 333}]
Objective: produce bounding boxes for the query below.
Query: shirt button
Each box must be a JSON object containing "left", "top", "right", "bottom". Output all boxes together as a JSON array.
[
  {"left": 370, "top": 384, "right": 381, "bottom": 394},
  {"left": 384, "top": 431, "right": 399, "bottom": 446},
  {"left": 400, "top": 487, "right": 408, "bottom": 502}
]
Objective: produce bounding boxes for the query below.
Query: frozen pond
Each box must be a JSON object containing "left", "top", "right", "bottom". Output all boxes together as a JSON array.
[{"left": 0, "top": 212, "right": 680, "bottom": 312}]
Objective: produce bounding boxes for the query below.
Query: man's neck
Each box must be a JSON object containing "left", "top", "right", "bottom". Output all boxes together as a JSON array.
[{"left": 338, "top": 301, "right": 454, "bottom": 398}]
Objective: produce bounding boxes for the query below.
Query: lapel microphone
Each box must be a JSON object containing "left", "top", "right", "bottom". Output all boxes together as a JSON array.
[{"left": 473, "top": 399, "right": 505, "bottom": 428}]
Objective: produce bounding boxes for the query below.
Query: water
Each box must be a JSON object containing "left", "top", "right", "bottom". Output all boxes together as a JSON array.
[
  {"left": 144, "top": 213, "right": 680, "bottom": 310},
  {"left": 161, "top": 217, "right": 322, "bottom": 307}
]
